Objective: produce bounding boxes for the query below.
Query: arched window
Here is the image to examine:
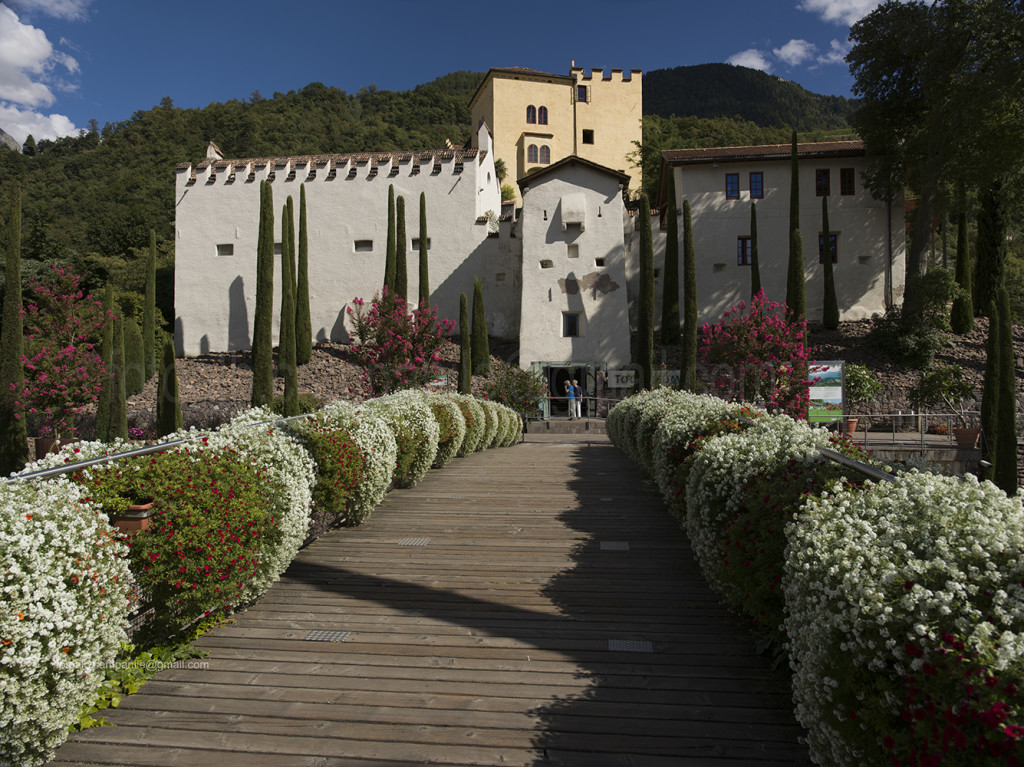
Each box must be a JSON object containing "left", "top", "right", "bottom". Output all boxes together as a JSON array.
[
  {"left": 527, "top": 144, "right": 538, "bottom": 163},
  {"left": 526, "top": 105, "right": 537, "bottom": 124},
  {"left": 540, "top": 145, "right": 550, "bottom": 164},
  {"left": 538, "top": 106, "right": 548, "bottom": 125}
]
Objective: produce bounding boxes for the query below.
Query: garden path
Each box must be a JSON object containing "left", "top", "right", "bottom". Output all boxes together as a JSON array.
[{"left": 49, "top": 432, "right": 812, "bottom": 766}]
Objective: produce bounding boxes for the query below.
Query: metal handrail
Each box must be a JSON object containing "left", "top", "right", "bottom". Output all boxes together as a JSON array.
[
  {"left": 815, "top": 446, "right": 897, "bottom": 484},
  {"left": 3, "top": 412, "right": 318, "bottom": 484}
]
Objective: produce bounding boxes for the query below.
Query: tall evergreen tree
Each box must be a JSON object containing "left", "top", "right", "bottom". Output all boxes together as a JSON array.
[
  {"left": 124, "top": 315, "right": 145, "bottom": 396},
  {"left": 681, "top": 198, "right": 698, "bottom": 391},
  {"left": 750, "top": 203, "right": 761, "bottom": 299},
  {"left": 21, "top": 134, "right": 36, "bottom": 157},
  {"left": 251, "top": 180, "right": 274, "bottom": 407},
  {"left": 660, "top": 175, "right": 680, "bottom": 345},
  {"left": 0, "top": 185, "right": 28, "bottom": 474},
  {"left": 822, "top": 195, "right": 839, "bottom": 330},
  {"left": 107, "top": 312, "right": 128, "bottom": 442},
  {"left": 280, "top": 200, "right": 298, "bottom": 416},
  {"left": 384, "top": 184, "right": 396, "bottom": 293},
  {"left": 995, "top": 287, "right": 1017, "bottom": 495},
  {"left": 156, "top": 340, "right": 183, "bottom": 437},
  {"left": 789, "top": 130, "right": 800, "bottom": 255},
  {"left": 144, "top": 229, "right": 157, "bottom": 379},
  {"left": 950, "top": 196, "right": 973, "bottom": 334},
  {"left": 458, "top": 292, "right": 471, "bottom": 394},
  {"left": 788, "top": 228, "right": 807, "bottom": 323},
  {"left": 980, "top": 298, "right": 1000, "bottom": 483},
  {"left": 94, "top": 283, "right": 114, "bottom": 442},
  {"left": 636, "top": 196, "right": 655, "bottom": 391},
  {"left": 295, "top": 184, "right": 312, "bottom": 366},
  {"left": 395, "top": 195, "right": 408, "bottom": 303},
  {"left": 471, "top": 277, "right": 489, "bottom": 376},
  {"left": 418, "top": 192, "right": 430, "bottom": 306},
  {"left": 974, "top": 179, "right": 1007, "bottom": 318}
]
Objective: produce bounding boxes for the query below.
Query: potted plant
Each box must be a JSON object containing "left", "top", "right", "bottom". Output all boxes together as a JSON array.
[
  {"left": 907, "top": 363, "right": 979, "bottom": 448},
  {"left": 843, "top": 363, "right": 882, "bottom": 433}
]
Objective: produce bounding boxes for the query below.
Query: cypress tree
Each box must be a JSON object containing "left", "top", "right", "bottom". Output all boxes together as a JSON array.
[
  {"left": 280, "top": 200, "right": 298, "bottom": 416},
  {"left": 660, "top": 175, "right": 680, "bottom": 345},
  {"left": 974, "top": 179, "right": 1007, "bottom": 317},
  {"left": 94, "top": 283, "right": 114, "bottom": 442},
  {"left": 789, "top": 129, "right": 800, "bottom": 251},
  {"left": 787, "top": 228, "right": 806, "bottom": 323},
  {"left": 950, "top": 199, "right": 974, "bottom": 334},
  {"left": 822, "top": 195, "right": 839, "bottom": 330},
  {"left": 395, "top": 195, "right": 408, "bottom": 303},
  {"left": 995, "top": 287, "right": 1017, "bottom": 495},
  {"left": 636, "top": 196, "right": 655, "bottom": 391},
  {"left": 144, "top": 228, "right": 156, "bottom": 379},
  {"left": 0, "top": 184, "right": 28, "bottom": 474},
  {"left": 156, "top": 339, "right": 183, "bottom": 437},
  {"left": 750, "top": 202, "right": 761, "bottom": 299},
  {"left": 22, "top": 134, "right": 36, "bottom": 157},
  {"left": 124, "top": 315, "right": 145, "bottom": 397},
  {"left": 681, "top": 198, "right": 698, "bottom": 391},
  {"left": 471, "top": 277, "right": 489, "bottom": 376},
  {"left": 458, "top": 293, "right": 471, "bottom": 394},
  {"left": 251, "top": 180, "right": 274, "bottom": 407},
  {"left": 107, "top": 312, "right": 128, "bottom": 442},
  {"left": 384, "top": 184, "right": 396, "bottom": 293},
  {"left": 980, "top": 298, "right": 1000, "bottom": 482},
  {"left": 418, "top": 192, "right": 430, "bottom": 305},
  {"left": 296, "top": 184, "right": 312, "bottom": 365}
]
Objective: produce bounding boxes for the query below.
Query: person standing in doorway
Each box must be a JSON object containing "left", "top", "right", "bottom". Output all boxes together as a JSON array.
[
  {"left": 565, "top": 380, "right": 575, "bottom": 419},
  {"left": 572, "top": 379, "right": 582, "bottom": 419}
]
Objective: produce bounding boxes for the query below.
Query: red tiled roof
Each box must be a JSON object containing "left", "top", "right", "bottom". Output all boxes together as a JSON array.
[{"left": 662, "top": 140, "right": 865, "bottom": 165}]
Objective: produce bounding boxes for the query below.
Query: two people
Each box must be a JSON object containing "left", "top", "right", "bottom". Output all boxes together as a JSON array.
[{"left": 565, "top": 379, "right": 582, "bottom": 419}]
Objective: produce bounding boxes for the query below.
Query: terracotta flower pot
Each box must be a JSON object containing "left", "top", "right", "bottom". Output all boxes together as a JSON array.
[
  {"left": 108, "top": 502, "right": 157, "bottom": 533},
  {"left": 843, "top": 417, "right": 859, "bottom": 434},
  {"left": 953, "top": 427, "right": 981, "bottom": 450}
]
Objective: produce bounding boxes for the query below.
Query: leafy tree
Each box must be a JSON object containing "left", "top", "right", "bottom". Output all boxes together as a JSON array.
[
  {"left": 251, "top": 180, "right": 274, "bottom": 407},
  {"left": 471, "top": 276, "right": 489, "bottom": 376},
  {"left": 395, "top": 194, "right": 408, "bottom": 302},
  {"left": 681, "top": 198, "right": 698, "bottom": 390},
  {"left": 635, "top": 196, "right": 655, "bottom": 390},
  {"left": 995, "top": 287, "right": 1017, "bottom": 494},
  {"left": 660, "top": 174, "right": 680, "bottom": 345},
  {"left": 124, "top": 314, "right": 145, "bottom": 396},
  {"left": 21, "top": 135, "right": 36, "bottom": 157},
  {"left": 156, "top": 339, "right": 182, "bottom": 437},
  {"left": 94, "top": 283, "right": 114, "bottom": 441},
  {"left": 458, "top": 292, "right": 471, "bottom": 394},
  {"left": 822, "top": 195, "right": 839, "bottom": 329},
  {"left": 279, "top": 199, "right": 298, "bottom": 416},
  {"left": 950, "top": 195, "right": 973, "bottom": 334},
  {"left": 384, "top": 185, "right": 396, "bottom": 294},
  {"left": 750, "top": 203, "right": 761, "bottom": 298},
  {"left": 107, "top": 312, "right": 128, "bottom": 441},
  {"left": 295, "top": 184, "right": 312, "bottom": 366},
  {"left": 418, "top": 192, "right": 429, "bottom": 305},
  {"left": 144, "top": 229, "right": 157, "bottom": 379},
  {"left": 0, "top": 185, "right": 27, "bottom": 474}
]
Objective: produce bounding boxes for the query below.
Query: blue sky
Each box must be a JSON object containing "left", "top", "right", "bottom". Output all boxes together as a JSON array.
[{"left": 0, "top": 0, "right": 889, "bottom": 145}]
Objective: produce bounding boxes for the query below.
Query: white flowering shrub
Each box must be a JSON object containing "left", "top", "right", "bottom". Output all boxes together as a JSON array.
[
  {"left": 475, "top": 400, "right": 498, "bottom": 450},
  {"left": 318, "top": 401, "right": 396, "bottom": 521},
  {"left": 454, "top": 395, "right": 486, "bottom": 456},
  {"left": 607, "top": 389, "right": 678, "bottom": 464},
  {"left": 632, "top": 389, "right": 690, "bottom": 469},
  {"left": 497, "top": 404, "right": 522, "bottom": 447},
  {"left": 366, "top": 392, "right": 440, "bottom": 487},
  {"left": 421, "top": 393, "right": 467, "bottom": 468},
  {"left": 1, "top": 480, "right": 133, "bottom": 767},
  {"left": 786, "top": 473, "right": 1024, "bottom": 766}
]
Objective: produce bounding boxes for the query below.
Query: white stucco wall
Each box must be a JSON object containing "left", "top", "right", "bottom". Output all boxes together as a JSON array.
[
  {"left": 517, "top": 161, "right": 631, "bottom": 371},
  {"left": 174, "top": 124, "right": 510, "bottom": 356}
]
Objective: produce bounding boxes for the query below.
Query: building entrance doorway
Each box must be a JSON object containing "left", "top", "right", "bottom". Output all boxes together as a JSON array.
[{"left": 548, "top": 365, "right": 585, "bottom": 418}]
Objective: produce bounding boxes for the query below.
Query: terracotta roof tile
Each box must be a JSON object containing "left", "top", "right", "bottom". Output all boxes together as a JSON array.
[{"left": 662, "top": 140, "right": 865, "bottom": 165}]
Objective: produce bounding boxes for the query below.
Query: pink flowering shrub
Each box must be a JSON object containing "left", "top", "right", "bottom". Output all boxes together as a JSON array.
[
  {"left": 347, "top": 288, "right": 455, "bottom": 396},
  {"left": 15, "top": 266, "right": 113, "bottom": 438},
  {"left": 698, "top": 289, "right": 812, "bottom": 420}
]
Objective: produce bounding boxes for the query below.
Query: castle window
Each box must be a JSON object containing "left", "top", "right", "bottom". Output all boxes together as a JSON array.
[
  {"left": 411, "top": 238, "right": 431, "bottom": 250},
  {"left": 750, "top": 172, "right": 764, "bottom": 199},
  {"left": 816, "top": 169, "right": 831, "bottom": 196},
  {"left": 737, "top": 236, "right": 752, "bottom": 266},
  {"left": 539, "top": 145, "right": 550, "bottom": 164},
  {"left": 840, "top": 167, "right": 856, "bottom": 195},
  {"left": 563, "top": 312, "right": 581, "bottom": 337},
  {"left": 582, "top": 129, "right": 594, "bottom": 145},
  {"left": 354, "top": 240, "right": 374, "bottom": 252},
  {"left": 819, "top": 233, "right": 838, "bottom": 264},
  {"left": 595, "top": 257, "right": 606, "bottom": 267},
  {"left": 496, "top": 272, "right": 506, "bottom": 282},
  {"left": 567, "top": 244, "right": 579, "bottom": 259},
  {"left": 577, "top": 85, "right": 589, "bottom": 103},
  {"left": 538, "top": 106, "right": 548, "bottom": 125},
  {"left": 725, "top": 173, "right": 740, "bottom": 200},
  {"left": 216, "top": 244, "right": 234, "bottom": 257},
  {"left": 528, "top": 144, "right": 539, "bottom": 164},
  {"left": 540, "top": 259, "right": 554, "bottom": 269},
  {"left": 526, "top": 105, "right": 537, "bottom": 124}
]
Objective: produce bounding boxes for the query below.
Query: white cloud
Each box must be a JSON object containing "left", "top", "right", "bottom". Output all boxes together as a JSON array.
[
  {"left": 773, "top": 39, "right": 817, "bottom": 67},
  {"left": 5, "top": 0, "right": 92, "bottom": 21},
  {"left": 0, "top": 4, "right": 78, "bottom": 107},
  {"left": 819, "top": 38, "right": 851, "bottom": 65},
  {"left": 797, "top": 0, "right": 885, "bottom": 26},
  {"left": 0, "top": 101, "right": 76, "bottom": 143},
  {"left": 727, "top": 49, "right": 773, "bottom": 73}
]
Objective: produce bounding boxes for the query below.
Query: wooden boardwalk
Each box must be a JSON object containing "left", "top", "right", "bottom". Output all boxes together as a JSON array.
[{"left": 50, "top": 433, "right": 812, "bottom": 767}]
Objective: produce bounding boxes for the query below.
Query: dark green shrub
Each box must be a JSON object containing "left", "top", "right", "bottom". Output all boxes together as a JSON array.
[
  {"left": 484, "top": 365, "right": 546, "bottom": 419},
  {"left": 156, "top": 340, "right": 182, "bottom": 437},
  {"left": 124, "top": 315, "right": 145, "bottom": 397},
  {"left": 471, "top": 277, "right": 489, "bottom": 376},
  {"left": 871, "top": 270, "right": 957, "bottom": 369},
  {"left": 271, "top": 392, "right": 322, "bottom": 416}
]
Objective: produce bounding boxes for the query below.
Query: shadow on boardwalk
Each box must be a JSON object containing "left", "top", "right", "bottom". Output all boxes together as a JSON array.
[{"left": 49, "top": 435, "right": 811, "bottom": 767}]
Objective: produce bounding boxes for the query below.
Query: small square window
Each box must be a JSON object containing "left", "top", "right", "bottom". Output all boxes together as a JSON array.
[
  {"left": 216, "top": 243, "right": 234, "bottom": 257},
  {"left": 577, "top": 85, "right": 589, "bottom": 103},
  {"left": 737, "top": 237, "right": 752, "bottom": 266},
  {"left": 816, "top": 169, "right": 831, "bottom": 197},
  {"left": 354, "top": 240, "right": 373, "bottom": 252},
  {"left": 563, "top": 312, "right": 580, "bottom": 337},
  {"left": 725, "top": 173, "right": 739, "bottom": 200},
  {"left": 818, "top": 233, "right": 838, "bottom": 264},
  {"left": 840, "top": 168, "right": 856, "bottom": 196},
  {"left": 567, "top": 244, "right": 579, "bottom": 259},
  {"left": 411, "top": 238, "right": 431, "bottom": 250},
  {"left": 749, "top": 172, "right": 764, "bottom": 199},
  {"left": 540, "top": 259, "right": 554, "bottom": 269},
  {"left": 595, "top": 257, "right": 606, "bottom": 267},
  {"left": 582, "top": 129, "right": 594, "bottom": 145},
  {"left": 496, "top": 272, "right": 506, "bottom": 282}
]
